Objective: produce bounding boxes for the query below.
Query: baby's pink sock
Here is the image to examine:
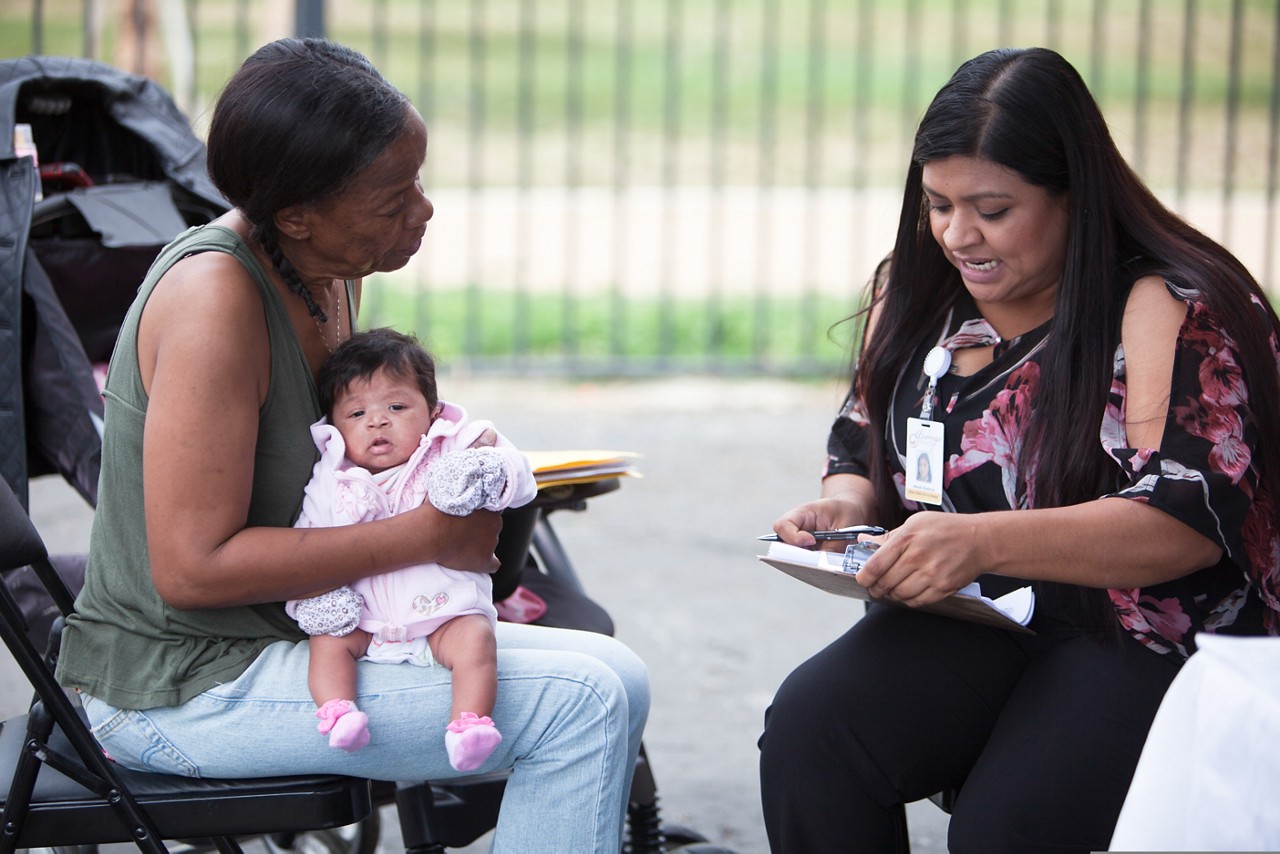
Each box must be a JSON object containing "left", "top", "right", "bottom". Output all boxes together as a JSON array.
[
  {"left": 445, "top": 712, "right": 502, "bottom": 771},
  {"left": 315, "top": 698, "right": 370, "bottom": 752}
]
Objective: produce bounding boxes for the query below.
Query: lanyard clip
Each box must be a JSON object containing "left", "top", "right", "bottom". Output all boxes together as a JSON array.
[{"left": 920, "top": 346, "right": 951, "bottom": 421}]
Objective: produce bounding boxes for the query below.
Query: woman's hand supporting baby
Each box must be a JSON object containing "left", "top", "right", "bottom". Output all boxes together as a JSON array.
[{"left": 410, "top": 502, "right": 503, "bottom": 574}]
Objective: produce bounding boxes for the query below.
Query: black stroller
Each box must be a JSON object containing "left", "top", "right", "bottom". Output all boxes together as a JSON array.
[
  {"left": 0, "top": 56, "right": 732, "bottom": 853},
  {"left": 0, "top": 55, "right": 228, "bottom": 515}
]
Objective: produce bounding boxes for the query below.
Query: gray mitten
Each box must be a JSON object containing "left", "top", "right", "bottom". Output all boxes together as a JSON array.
[
  {"left": 293, "top": 585, "right": 363, "bottom": 636},
  {"left": 427, "top": 446, "right": 509, "bottom": 516}
]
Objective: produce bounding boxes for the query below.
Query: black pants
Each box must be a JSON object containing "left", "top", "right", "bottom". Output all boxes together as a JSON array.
[{"left": 758, "top": 602, "right": 1181, "bottom": 854}]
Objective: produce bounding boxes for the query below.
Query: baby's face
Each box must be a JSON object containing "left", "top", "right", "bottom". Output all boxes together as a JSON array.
[{"left": 331, "top": 367, "right": 437, "bottom": 473}]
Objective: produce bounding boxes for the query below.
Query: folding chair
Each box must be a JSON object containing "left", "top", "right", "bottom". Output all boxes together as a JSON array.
[{"left": 0, "top": 476, "right": 372, "bottom": 853}]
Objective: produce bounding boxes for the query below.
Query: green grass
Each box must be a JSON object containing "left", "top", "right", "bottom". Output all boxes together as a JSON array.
[{"left": 358, "top": 286, "right": 861, "bottom": 374}]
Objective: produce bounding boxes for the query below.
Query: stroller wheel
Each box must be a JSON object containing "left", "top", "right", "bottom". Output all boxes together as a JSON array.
[
  {"left": 660, "top": 825, "right": 741, "bottom": 853},
  {"left": 265, "top": 810, "right": 381, "bottom": 854},
  {"left": 658, "top": 822, "right": 709, "bottom": 846}
]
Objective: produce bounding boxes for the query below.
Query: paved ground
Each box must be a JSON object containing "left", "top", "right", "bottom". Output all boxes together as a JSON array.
[{"left": 2, "top": 375, "right": 950, "bottom": 853}]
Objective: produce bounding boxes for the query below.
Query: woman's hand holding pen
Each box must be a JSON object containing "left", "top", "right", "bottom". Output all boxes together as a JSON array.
[
  {"left": 770, "top": 496, "right": 875, "bottom": 551},
  {"left": 854, "top": 512, "right": 986, "bottom": 607}
]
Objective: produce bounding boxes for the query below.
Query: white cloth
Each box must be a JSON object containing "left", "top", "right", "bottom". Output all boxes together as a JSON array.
[
  {"left": 1109, "top": 634, "right": 1280, "bottom": 852},
  {"left": 362, "top": 635, "right": 434, "bottom": 667}
]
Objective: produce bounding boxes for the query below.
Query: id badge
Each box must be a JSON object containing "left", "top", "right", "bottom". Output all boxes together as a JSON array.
[{"left": 904, "top": 417, "right": 944, "bottom": 505}]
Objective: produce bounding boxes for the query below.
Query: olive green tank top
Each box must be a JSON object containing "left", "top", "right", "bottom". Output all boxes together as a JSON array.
[{"left": 57, "top": 224, "right": 356, "bottom": 709}]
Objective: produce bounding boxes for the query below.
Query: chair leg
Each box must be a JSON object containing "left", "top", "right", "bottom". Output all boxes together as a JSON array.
[
  {"left": 2, "top": 701, "right": 171, "bottom": 854},
  {"left": 892, "top": 802, "right": 912, "bottom": 853},
  {"left": 0, "top": 716, "right": 47, "bottom": 854},
  {"left": 394, "top": 782, "right": 448, "bottom": 854},
  {"left": 625, "top": 745, "right": 670, "bottom": 854}
]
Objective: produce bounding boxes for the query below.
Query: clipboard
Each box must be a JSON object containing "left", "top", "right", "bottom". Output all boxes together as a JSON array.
[{"left": 759, "top": 542, "right": 1035, "bottom": 634}]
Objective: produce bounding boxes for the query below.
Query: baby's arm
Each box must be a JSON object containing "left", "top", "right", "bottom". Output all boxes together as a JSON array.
[
  {"left": 427, "top": 446, "right": 512, "bottom": 516},
  {"left": 469, "top": 427, "right": 498, "bottom": 448},
  {"left": 428, "top": 414, "right": 538, "bottom": 514}
]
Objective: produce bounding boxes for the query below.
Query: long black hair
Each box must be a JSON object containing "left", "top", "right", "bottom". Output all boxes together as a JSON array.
[
  {"left": 857, "top": 48, "right": 1280, "bottom": 537},
  {"left": 205, "top": 38, "right": 410, "bottom": 320}
]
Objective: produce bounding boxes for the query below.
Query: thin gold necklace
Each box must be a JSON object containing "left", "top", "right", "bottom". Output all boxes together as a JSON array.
[{"left": 313, "top": 286, "right": 343, "bottom": 355}]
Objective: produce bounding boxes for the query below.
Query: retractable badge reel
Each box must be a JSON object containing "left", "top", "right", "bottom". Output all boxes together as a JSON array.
[{"left": 905, "top": 346, "right": 949, "bottom": 505}]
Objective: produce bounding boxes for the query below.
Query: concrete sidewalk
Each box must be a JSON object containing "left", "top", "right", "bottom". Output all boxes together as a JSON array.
[{"left": 2, "top": 375, "right": 950, "bottom": 853}]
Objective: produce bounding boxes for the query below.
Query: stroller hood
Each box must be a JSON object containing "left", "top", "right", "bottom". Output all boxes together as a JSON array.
[
  {"left": 0, "top": 55, "right": 224, "bottom": 207},
  {"left": 0, "top": 56, "right": 227, "bottom": 510}
]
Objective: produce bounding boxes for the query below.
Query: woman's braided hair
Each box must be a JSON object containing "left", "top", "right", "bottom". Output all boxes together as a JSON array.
[
  {"left": 260, "top": 229, "right": 321, "bottom": 319},
  {"left": 206, "top": 38, "right": 409, "bottom": 320}
]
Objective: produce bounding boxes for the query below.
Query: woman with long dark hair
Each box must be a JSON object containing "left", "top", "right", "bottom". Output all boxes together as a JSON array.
[{"left": 759, "top": 47, "right": 1280, "bottom": 853}]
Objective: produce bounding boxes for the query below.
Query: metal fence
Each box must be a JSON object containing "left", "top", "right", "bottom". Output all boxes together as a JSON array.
[{"left": 7, "top": 0, "right": 1280, "bottom": 376}]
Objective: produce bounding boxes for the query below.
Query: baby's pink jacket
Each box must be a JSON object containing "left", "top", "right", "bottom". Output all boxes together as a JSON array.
[{"left": 287, "top": 402, "right": 537, "bottom": 643}]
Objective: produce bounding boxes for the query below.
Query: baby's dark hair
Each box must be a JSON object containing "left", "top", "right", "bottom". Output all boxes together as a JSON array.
[{"left": 317, "top": 328, "right": 439, "bottom": 420}]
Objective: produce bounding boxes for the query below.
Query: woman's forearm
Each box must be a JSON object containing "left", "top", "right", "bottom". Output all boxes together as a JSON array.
[
  {"left": 819, "top": 473, "right": 880, "bottom": 525},
  {"left": 976, "top": 498, "right": 1222, "bottom": 589},
  {"left": 858, "top": 497, "right": 1223, "bottom": 605},
  {"left": 772, "top": 473, "right": 881, "bottom": 547},
  {"left": 152, "top": 505, "right": 501, "bottom": 610}
]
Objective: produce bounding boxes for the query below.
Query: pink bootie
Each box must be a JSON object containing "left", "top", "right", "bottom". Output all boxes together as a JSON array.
[
  {"left": 445, "top": 712, "right": 502, "bottom": 771},
  {"left": 315, "top": 699, "right": 370, "bottom": 752}
]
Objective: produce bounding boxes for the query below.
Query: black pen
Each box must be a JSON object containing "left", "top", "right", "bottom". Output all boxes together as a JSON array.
[{"left": 757, "top": 525, "right": 887, "bottom": 542}]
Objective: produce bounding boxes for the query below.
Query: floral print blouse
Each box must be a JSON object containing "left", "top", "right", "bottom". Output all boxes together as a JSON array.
[{"left": 826, "top": 284, "right": 1280, "bottom": 658}]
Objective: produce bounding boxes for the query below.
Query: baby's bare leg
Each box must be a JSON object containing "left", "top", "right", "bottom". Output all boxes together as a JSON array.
[
  {"left": 308, "top": 629, "right": 374, "bottom": 752},
  {"left": 428, "top": 614, "right": 498, "bottom": 719},
  {"left": 430, "top": 615, "right": 502, "bottom": 771},
  {"left": 308, "top": 629, "right": 372, "bottom": 706}
]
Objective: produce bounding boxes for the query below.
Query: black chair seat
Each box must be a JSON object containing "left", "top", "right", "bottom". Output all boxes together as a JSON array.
[
  {"left": 0, "top": 474, "right": 377, "bottom": 853},
  {"left": 0, "top": 711, "right": 372, "bottom": 847}
]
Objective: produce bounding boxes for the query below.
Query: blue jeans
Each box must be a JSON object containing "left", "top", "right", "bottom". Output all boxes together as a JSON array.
[{"left": 82, "top": 622, "right": 649, "bottom": 854}]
